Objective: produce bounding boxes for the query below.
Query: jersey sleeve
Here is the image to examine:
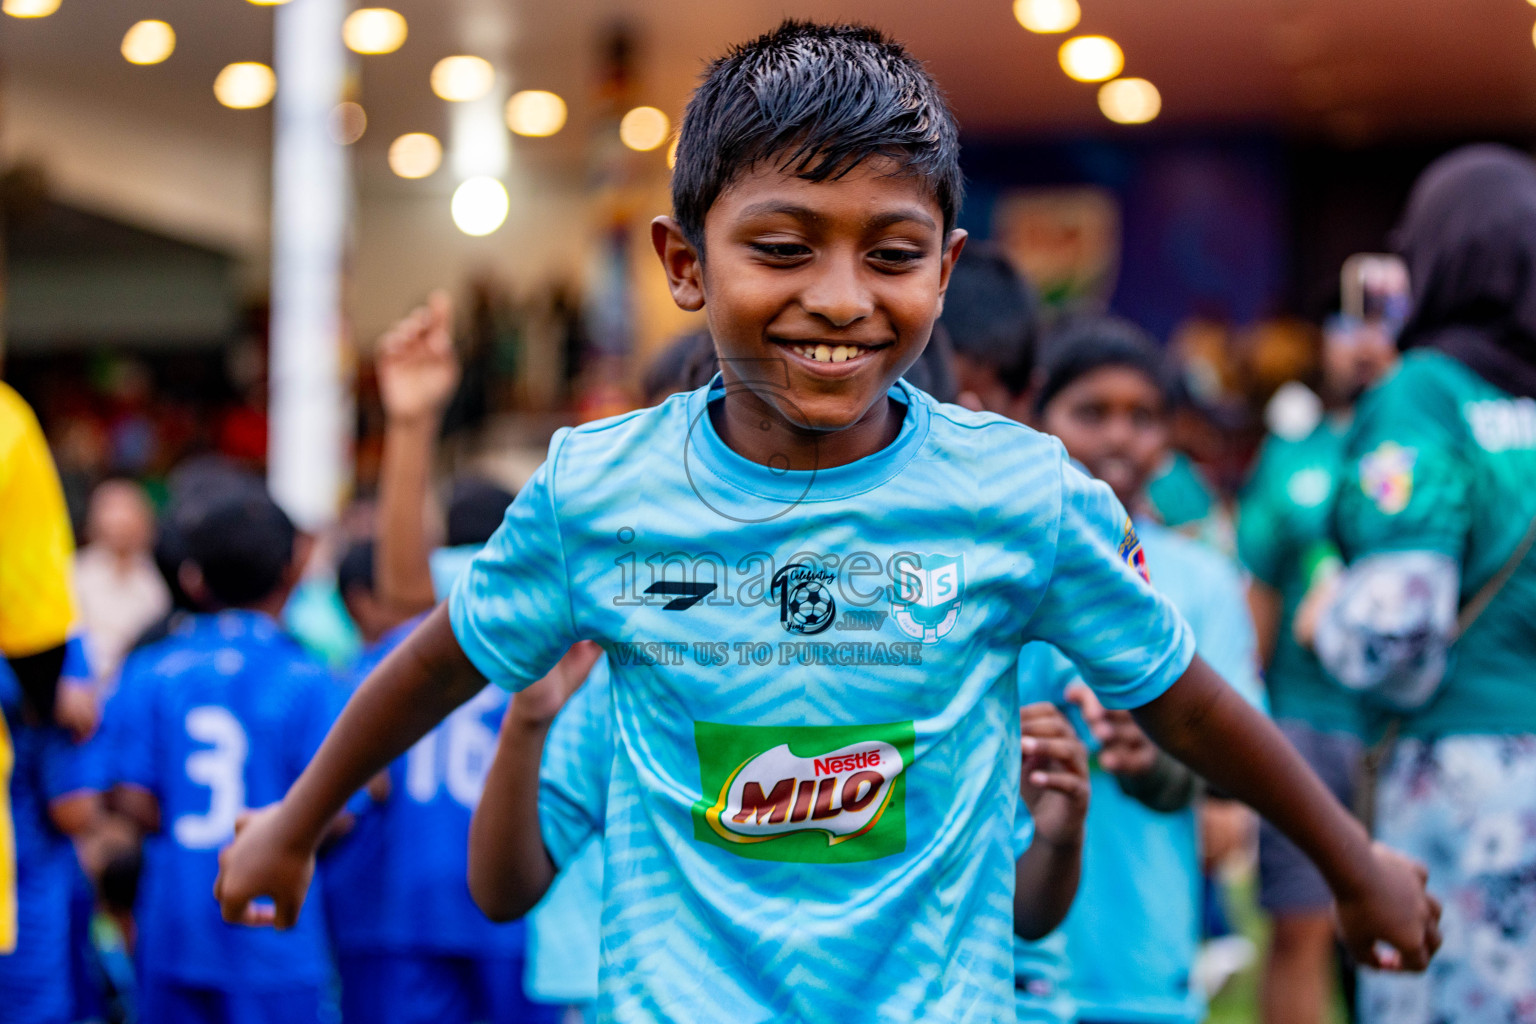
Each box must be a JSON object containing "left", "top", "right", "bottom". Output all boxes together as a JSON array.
[
  {"left": 1024, "top": 459, "right": 1196, "bottom": 710},
  {"left": 0, "top": 386, "right": 76, "bottom": 658},
  {"left": 449, "top": 435, "right": 578, "bottom": 692},
  {"left": 1235, "top": 441, "right": 1289, "bottom": 588},
  {"left": 538, "top": 657, "right": 611, "bottom": 869},
  {"left": 1335, "top": 366, "right": 1469, "bottom": 563}
]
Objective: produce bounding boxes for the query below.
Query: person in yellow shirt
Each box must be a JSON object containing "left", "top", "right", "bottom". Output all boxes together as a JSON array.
[{"left": 0, "top": 380, "right": 78, "bottom": 954}]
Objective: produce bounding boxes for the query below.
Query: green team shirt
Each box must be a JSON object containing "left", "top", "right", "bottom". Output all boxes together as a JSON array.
[
  {"left": 1237, "top": 419, "right": 1363, "bottom": 734},
  {"left": 1334, "top": 349, "right": 1536, "bottom": 737}
]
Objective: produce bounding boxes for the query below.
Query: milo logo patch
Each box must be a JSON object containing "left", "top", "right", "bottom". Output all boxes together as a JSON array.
[{"left": 693, "top": 721, "right": 915, "bottom": 863}]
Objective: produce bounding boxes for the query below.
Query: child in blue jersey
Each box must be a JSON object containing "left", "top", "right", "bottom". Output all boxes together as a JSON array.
[
  {"left": 0, "top": 648, "right": 104, "bottom": 1024},
  {"left": 219, "top": 21, "right": 1438, "bottom": 1024},
  {"left": 1017, "top": 320, "right": 1267, "bottom": 1024},
  {"left": 321, "top": 311, "right": 556, "bottom": 1024},
  {"left": 108, "top": 482, "right": 347, "bottom": 1024}
]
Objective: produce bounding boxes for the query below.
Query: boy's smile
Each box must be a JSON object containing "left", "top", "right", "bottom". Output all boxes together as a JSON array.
[{"left": 654, "top": 157, "right": 965, "bottom": 471}]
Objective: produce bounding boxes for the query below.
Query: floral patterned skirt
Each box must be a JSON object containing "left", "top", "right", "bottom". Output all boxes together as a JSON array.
[{"left": 1359, "top": 734, "right": 1536, "bottom": 1024}]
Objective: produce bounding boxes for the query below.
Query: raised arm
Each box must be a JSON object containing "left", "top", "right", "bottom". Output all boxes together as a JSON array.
[
  {"left": 1132, "top": 655, "right": 1441, "bottom": 969},
  {"left": 215, "top": 605, "right": 484, "bottom": 928},
  {"left": 468, "top": 641, "right": 601, "bottom": 921},
  {"left": 374, "top": 292, "right": 462, "bottom": 614}
]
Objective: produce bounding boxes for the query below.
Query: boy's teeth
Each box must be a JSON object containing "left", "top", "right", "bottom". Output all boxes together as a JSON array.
[{"left": 794, "top": 344, "right": 865, "bottom": 363}]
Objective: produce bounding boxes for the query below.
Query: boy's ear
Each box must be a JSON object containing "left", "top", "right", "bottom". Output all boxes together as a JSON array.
[
  {"left": 651, "top": 216, "right": 705, "bottom": 312},
  {"left": 932, "top": 229, "right": 969, "bottom": 319}
]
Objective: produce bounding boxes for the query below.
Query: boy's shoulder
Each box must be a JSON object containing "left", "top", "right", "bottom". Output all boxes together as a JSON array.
[{"left": 920, "top": 392, "right": 1059, "bottom": 455}]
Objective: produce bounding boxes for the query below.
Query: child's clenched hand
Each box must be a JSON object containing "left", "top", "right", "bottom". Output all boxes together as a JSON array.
[
  {"left": 1065, "top": 682, "right": 1160, "bottom": 777},
  {"left": 376, "top": 290, "right": 461, "bottom": 425},
  {"left": 1019, "top": 702, "right": 1090, "bottom": 847}
]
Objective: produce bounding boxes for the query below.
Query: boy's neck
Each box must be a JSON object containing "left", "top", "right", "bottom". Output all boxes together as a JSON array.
[{"left": 713, "top": 389, "right": 905, "bottom": 471}]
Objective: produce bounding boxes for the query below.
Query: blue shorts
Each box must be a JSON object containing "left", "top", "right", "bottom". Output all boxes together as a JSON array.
[
  {"left": 137, "top": 977, "right": 327, "bottom": 1024},
  {"left": 337, "top": 951, "right": 564, "bottom": 1024}
]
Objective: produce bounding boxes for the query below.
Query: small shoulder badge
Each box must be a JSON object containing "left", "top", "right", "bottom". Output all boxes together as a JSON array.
[{"left": 1117, "top": 517, "right": 1151, "bottom": 583}]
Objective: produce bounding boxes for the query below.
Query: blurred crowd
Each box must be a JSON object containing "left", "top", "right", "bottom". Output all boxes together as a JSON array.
[{"left": 2, "top": 140, "right": 1534, "bottom": 1024}]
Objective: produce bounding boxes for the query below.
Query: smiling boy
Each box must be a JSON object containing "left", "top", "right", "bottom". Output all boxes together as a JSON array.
[{"left": 217, "top": 21, "right": 1438, "bottom": 1024}]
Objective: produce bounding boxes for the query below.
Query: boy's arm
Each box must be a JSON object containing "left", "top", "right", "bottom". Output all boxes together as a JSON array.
[
  {"left": 1131, "top": 654, "right": 1441, "bottom": 969},
  {"left": 375, "top": 291, "right": 461, "bottom": 614},
  {"left": 1013, "top": 703, "right": 1088, "bottom": 941},
  {"left": 216, "top": 605, "right": 486, "bottom": 929},
  {"left": 468, "top": 641, "right": 602, "bottom": 921}
]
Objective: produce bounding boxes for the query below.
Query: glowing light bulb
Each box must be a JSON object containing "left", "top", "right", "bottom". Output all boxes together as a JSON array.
[
  {"left": 214, "top": 62, "right": 277, "bottom": 110},
  {"left": 3, "top": 0, "right": 61, "bottom": 18},
  {"left": 1013, "top": 0, "right": 1080, "bottom": 34},
  {"left": 619, "top": 106, "right": 669, "bottom": 152},
  {"left": 452, "top": 177, "right": 510, "bottom": 236},
  {"left": 388, "top": 133, "right": 443, "bottom": 179},
  {"left": 344, "top": 8, "right": 406, "bottom": 55},
  {"left": 1098, "top": 77, "right": 1161, "bottom": 124},
  {"left": 431, "top": 56, "right": 495, "bottom": 102},
  {"left": 1059, "top": 35, "right": 1124, "bottom": 83},
  {"left": 506, "top": 90, "right": 567, "bottom": 137},
  {"left": 122, "top": 20, "right": 175, "bottom": 65}
]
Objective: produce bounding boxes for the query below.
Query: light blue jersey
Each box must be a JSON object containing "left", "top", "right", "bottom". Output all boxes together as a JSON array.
[
  {"left": 450, "top": 379, "right": 1195, "bottom": 1024},
  {"left": 1015, "top": 521, "right": 1264, "bottom": 1024},
  {"left": 526, "top": 657, "right": 612, "bottom": 1005}
]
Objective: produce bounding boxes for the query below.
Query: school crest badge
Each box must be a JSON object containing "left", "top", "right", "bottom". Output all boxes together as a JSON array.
[
  {"left": 890, "top": 553, "right": 964, "bottom": 643},
  {"left": 1360, "top": 442, "right": 1416, "bottom": 516}
]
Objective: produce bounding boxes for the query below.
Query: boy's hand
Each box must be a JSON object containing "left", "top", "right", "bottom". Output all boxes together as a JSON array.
[
  {"left": 214, "top": 805, "right": 316, "bottom": 930},
  {"left": 1065, "top": 682, "right": 1158, "bottom": 777},
  {"left": 506, "top": 641, "right": 604, "bottom": 729},
  {"left": 1019, "top": 702, "right": 1089, "bottom": 847},
  {"left": 1335, "top": 842, "right": 1442, "bottom": 971},
  {"left": 377, "top": 290, "right": 461, "bottom": 425}
]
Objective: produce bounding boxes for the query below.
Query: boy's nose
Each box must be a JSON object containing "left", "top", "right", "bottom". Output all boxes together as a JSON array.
[{"left": 800, "top": 258, "right": 874, "bottom": 327}]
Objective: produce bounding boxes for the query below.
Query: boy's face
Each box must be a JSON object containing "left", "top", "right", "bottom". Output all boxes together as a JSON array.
[
  {"left": 654, "top": 157, "right": 966, "bottom": 436},
  {"left": 1038, "top": 365, "right": 1168, "bottom": 511}
]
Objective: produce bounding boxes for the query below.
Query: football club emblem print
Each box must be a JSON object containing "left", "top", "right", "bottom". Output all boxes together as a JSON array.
[
  {"left": 772, "top": 563, "right": 838, "bottom": 635},
  {"left": 1117, "top": 518, "right": 1150, "bottom": 583},
  {"left": 1359, "top": 441, "right": 1416, "bottom": 516},
  {"left": 890, "top": 554, "right": 964, "bottom": 643}
]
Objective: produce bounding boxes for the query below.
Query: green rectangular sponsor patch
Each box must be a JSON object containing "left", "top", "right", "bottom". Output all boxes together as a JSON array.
[{"left": 692, "top": 719, "right": 915, "bottom": 864}]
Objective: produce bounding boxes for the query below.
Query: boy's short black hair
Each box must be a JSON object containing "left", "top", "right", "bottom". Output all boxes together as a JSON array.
[
  {"left": 337, "top": 539, "right": 375, "bottom": 597},
  {"left": 672, "top": 20, "right": 963, "bottom": 252},
  {"left": 447, "top": 479, "right": 515, "bottom": 548},
  {"left": 1034, "top": 317, "right": 1171, "bottom": 415},
  {"left": 938, "top": 245, "right": 1038, "bottom": 396},
  {"left": 182, "top": 487, "right": 297, "bottom": 608}
]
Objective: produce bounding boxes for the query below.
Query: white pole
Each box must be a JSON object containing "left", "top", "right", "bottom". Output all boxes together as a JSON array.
[{"left": 268, "top": 0, "right": 350, "bottom": 530}]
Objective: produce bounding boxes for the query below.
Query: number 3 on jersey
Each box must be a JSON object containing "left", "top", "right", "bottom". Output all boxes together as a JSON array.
[{"left": 174, "top": 706, "right": 249, "bottom": 849}]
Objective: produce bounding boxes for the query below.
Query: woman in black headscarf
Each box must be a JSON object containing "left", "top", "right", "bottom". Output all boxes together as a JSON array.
[{"left": 1316, "top": 144, "right": 1536, "bottom": 1024}]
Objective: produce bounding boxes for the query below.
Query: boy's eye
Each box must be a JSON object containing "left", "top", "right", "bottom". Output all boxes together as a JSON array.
[
  {"left": 750, "top": 242, "right": 812, "bottom": 261},
  {"left": 870, "top": 248, "right": 926, "bottom": 266}
]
